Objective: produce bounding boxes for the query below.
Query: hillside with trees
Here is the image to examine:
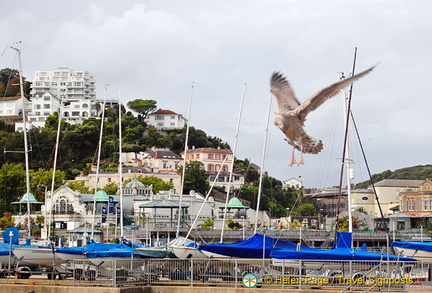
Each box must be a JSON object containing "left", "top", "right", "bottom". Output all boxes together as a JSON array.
[
  {"left": 355, "top": 165, "right": 432, "bottom": 189},
  {"left": 1, "top": 91, "right": 430, "bottom": 219},
  {"left": 0, "top": 68, "right": 31, "bottom": 97}
]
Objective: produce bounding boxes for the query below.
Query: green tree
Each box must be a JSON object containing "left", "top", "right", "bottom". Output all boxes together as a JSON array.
[
  {"left": 127, "top": 99, "right": 157, "bottom": 120},
  {"left": 0, "top": 68, "right": 32, "bottom": 97},
  {"left": 102, "top": 182, "right": 118, "bottom": 195},
  {"left": 0, "top": 212, "right": 15, "bottom": 229},
  {"left": 0, "top": 163, "right": 26, "bottom": 214},
  {"left": 67, "top": 181, "right": 93, "bottom": 194},
  {"left": 296, "top": 203, "right": 316, "bottom": 216},
  {"left": 200, "top": 217, "right": 214, "bottom": 230},
  {"left": 179, "top": 161, "right": 209, "bottom": 195},
  {"left": 336, "top": 216, "right": 362, "bottom": 231},
  {"left": 31, "top": 168, "right": 66, "bottom": 201}
]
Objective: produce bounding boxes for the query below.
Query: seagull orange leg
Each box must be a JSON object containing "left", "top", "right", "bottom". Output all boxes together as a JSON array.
[
  {"left": 298, "top": 152, "right": 304, "bottom": 165},
  {"left": 288, "top": 146, "right": 297, "bottom": 166}
]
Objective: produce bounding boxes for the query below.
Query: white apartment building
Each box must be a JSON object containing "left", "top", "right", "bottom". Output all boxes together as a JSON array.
[
  {"left": 145, "top": 109, "right": 187, "bottom": 130},
  {"left": 30, "top": 67, "right": 97, "bottom": 125}
]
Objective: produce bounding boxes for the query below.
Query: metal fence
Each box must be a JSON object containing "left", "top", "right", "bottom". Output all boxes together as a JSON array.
[{"left": 72, "top": 258, "right": 432, "bottom": 291}]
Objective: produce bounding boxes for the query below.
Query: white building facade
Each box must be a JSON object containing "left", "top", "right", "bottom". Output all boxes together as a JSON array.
[
  {"left": 181, "top": 147, "right": 245, "bottom": 189},
  {"left": 27, "top": 91, "right": 62, "bottom": 127},
  {"left": 30, "top": 67, "right": 97, "bottom": 125},
  {"left": 145, "top": 109, "right": 187, "bottom": 130}
]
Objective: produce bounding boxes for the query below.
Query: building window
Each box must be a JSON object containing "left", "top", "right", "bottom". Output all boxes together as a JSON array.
[
  {"left": 157, "top": 122, "right": 163, "bottom": 127},
  {"left": 425, "top": 197, "right": 432, "bottom": 211},
  {"left": 408, "top": 198, "right": 415, "bottom": 211},
  {"left": 222, "top": 166, "right": 228, "bottom": 172},
  {"left": 196, "top": 154, "right": 200, "bottom": 159},
  {"left": 208, "top": 164, "right": 213, "bottom": 171},
  {"left": 208, "top": 154, "right": 213, "bottom": 159},
  {"left": 44, "top": 96, "right": 50, "bottom": 101},
  {"left": 44, "top": 104, "right": 50, "bottom": 109},
  {"left": 215, "top": 154, "right": 221, "bottom": 160},
  {"left": 155, "top": 115, "right": 164, "bottom": 120},
  {"left": 170, "top": 115, "right": 175, "bottom": 119},
  {"left": 108, "top": 178, "right": 111, "bottom": 183}
]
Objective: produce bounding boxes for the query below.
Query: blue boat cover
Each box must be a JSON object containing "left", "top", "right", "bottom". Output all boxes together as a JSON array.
[
  {"left": 56, "top": 241, "right": 147, "bottom": 258},
  {"left": 198, "top": 233, "right": 313, "bottom": 258},
  {"left": 271, "top": 232, "right": 415, "bottom": 261},
  {"left": 392, "top": 241, "right": 432, "bottom": 253}
]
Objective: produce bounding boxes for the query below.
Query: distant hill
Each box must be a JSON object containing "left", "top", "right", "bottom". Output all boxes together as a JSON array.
[{"left": 355, "top": 165, "right": 432, "bottom": 189}]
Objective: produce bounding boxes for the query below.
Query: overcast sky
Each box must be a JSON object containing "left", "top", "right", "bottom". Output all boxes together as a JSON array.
[{"left": 1, "top": 0, "right": 431, "bottom": 189}]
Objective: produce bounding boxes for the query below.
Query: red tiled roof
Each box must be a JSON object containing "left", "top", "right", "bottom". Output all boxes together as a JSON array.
[
  {"left": 181, "top": 147, "right": 232, "bottom": 155},
  {"left": 151, "top": 109, "right": 177, "bottom": 115}
]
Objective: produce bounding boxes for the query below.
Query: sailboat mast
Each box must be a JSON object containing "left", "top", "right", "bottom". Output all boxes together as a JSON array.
[
  {"left": 176, "top": 84, "right": 194, "bottom": 236},
  {"left": 335, "top": 48, "right": 357, "bottom": 246},
  {"left": 47, "top": 97, "right": 63, "bottom": 239},
  {"left": 118, "top": 93, "right": 124, "bottom": 238},
  {"left": 220, "top": 83, "right": 246, "bottom": 243},
  {"left": 91, "top": 85, "right": 108, "bottom": 240},
  {"left": 254, "top": 92, "right": 273, "bottom": 234},
  {"left": 343, "top": 87, "right": 353, "bottom": 233},
  {"left": 12, "top": 47, "right": 31, "bottom": 236}
]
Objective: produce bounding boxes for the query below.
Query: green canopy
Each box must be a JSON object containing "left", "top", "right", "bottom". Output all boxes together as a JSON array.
[
  {"left": 11, "top": 192, "right": 44, "bottom": 204},
  {"left": 226, "top": 197, "right": 249, "bottom": 209}
]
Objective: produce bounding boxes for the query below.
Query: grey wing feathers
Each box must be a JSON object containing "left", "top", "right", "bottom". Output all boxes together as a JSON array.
[
  {"left": 296, "top": 65, "right": 375, "bottom": 121},
  {"left": 270, "top": 71, "right": 301, "bottom": 111}
]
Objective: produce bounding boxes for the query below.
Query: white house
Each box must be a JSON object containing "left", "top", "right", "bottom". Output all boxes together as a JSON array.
[
  {"left": 121, "top": 148, "right": 183, "bottom": 173},
  {"left": 282, "top": 177, "right": 303, "bottom": 189},
  {"left": 145, "top": 109, "right": 187, "bottom": 130},
  {"left": 0, "top": 96, "right": 27, "bottom": 116},
  {"left": 27, "top": 91, "right": 62, "bottom": 128}
]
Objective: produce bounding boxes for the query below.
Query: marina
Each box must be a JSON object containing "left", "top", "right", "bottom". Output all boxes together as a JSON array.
[{"left": 0, "top": 258, "right": 431, "bottom": 292}]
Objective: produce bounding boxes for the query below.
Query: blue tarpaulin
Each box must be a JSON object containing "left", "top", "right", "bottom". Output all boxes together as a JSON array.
[
  {"left": 198, "top": 233, "right": 313, "bottom": 258},
  {"left": 271, "top": 232, "right": 415, "bottom": 261}
]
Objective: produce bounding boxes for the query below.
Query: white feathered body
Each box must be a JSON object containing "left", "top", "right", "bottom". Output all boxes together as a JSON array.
[{"left": 270, "top": 66, "right": 375, "bottom": 155}]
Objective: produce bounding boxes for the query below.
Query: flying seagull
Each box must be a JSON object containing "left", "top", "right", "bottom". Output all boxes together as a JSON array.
[{"left": 270, "top": 65, "right": 375, "bottom": 166}]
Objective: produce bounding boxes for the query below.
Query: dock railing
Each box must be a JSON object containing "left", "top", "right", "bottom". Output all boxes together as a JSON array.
[{"left": 72, "top": 258, "right": 432, "bottom": 291}]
